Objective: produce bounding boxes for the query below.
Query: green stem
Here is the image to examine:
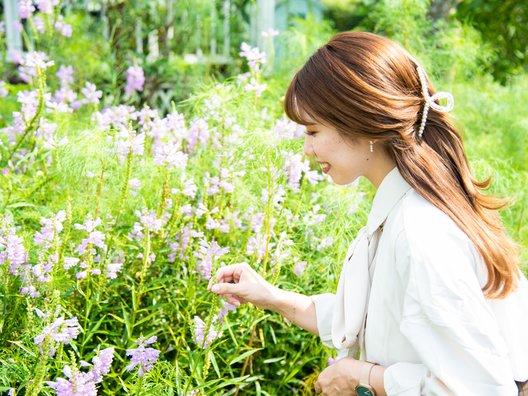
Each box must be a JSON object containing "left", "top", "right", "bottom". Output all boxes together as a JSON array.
[
  {"left": 118, "top": 151, "right": 133, "bottom": 219},
  {"left": 158, "top": 169, "right": 171, "bottom": 217},
  {"left": 7, "top": 71, "right": 46, "bottom": 162},
  {"left": 95, "top": 161, "right": 105, "bottom": 218},
  {"left": 261, "top": 159, "right": 275, "bottom": 278}
]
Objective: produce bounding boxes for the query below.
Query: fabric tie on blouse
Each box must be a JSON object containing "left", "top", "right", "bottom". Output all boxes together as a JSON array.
[
  {"left": 331, "top": 225, "right": 382, "bottom": 354},
  {"left": 330, "top": 167, "right": 412, "bottom": 356}
]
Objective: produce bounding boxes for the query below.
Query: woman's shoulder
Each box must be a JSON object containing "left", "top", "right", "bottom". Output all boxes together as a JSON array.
[
  {"left": 384, "top": 189, "right": 488, "bottom": 288},
  {"left": 390, "top": 189, "right": 471, "bottom": 243},
  {"left": 385, "top": 189, "right": 483, "bottom": 273}
]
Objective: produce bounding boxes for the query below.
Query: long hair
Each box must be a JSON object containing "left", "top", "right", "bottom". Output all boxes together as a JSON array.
[{"left": 285, "top": 31, "right": 520, "bottom": 299}]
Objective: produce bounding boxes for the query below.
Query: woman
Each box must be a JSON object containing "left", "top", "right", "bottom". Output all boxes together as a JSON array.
[{"left": 209, "top": 32, "right": 528, "bottom": 395}]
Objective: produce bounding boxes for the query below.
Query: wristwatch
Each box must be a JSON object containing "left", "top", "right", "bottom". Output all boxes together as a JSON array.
[{"left": 355, "top": 361, "right": 377, "bottom": 396}]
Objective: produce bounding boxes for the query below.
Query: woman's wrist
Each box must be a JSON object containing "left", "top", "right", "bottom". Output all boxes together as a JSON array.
[
  {"left": 267, "top": 286, "right": 289, "bottom": 314},
  {"left": 370, "top": 363, "right": 387, "bottom": 396}
]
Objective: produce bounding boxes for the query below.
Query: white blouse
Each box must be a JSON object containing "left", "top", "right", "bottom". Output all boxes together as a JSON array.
[{"left": 313, "top": 167, "right": 528, "bottom": 395}]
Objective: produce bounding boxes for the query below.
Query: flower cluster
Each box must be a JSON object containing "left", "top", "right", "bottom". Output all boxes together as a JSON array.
[
  {"left": 283, "top": 152, "right": 324, "bottom": 191},
  {"left": 46, "top": 347, "right": 114, "bottom": 395},
  {"left": 19, "top": 51, "right": 54, "bottom": 83},
  {"left": 34, "top": 210, "right": 66, "bottom": 249},
  {"left": 34, "top": 316, "right": 81, "bottom": 356},
  {"left": 193, "top": 316, "right": 220, "bottom": 348},
  {"left": 275, "top": 118, "right": 305, "bottom": 140},
  {"left": 126, "top": 336, "right": 160, "bottom": 377},
  {"left": 18, "top": 0, "right": 72, "bottom": 36},
  {"left": 125, "top": 65, "right": 145, "bottom": 96},
  {"left": 114, "top": 125, "right": 145, "bottom": 160},
  {"left": 0, "top": 230, "right": 28, "bottom": 276},
  {"left": 194, "top": 239, "right": 230, "bottom": 280},
  {"left": 239, "top": 42, "right": 267, "bottom": 72}
]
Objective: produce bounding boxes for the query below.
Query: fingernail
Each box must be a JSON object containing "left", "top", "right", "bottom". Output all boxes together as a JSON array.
[{"left": 211, "top": 285, "right": 219, "bottom": 293}]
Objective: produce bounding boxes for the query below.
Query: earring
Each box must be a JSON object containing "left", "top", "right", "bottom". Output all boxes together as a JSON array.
[{"left": 369, "top": 140, "right": 374, "bottom": 153}]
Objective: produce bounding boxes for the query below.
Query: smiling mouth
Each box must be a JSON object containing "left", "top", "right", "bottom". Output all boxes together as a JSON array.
[{"left": 318, "top": 162, "right": 331, "bottom": 173}]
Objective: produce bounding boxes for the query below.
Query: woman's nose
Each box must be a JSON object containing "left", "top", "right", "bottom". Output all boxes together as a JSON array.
[{"left": 304, "top": 137, "right": 314, "bottom": 157}]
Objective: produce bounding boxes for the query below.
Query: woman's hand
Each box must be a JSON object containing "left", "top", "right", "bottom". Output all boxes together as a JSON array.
[
  {"left": 208, "top": 263, "right": 278, "bottom": 310},
  {"left": 314, "top": 357, "right": 361, "bottom": 395}
]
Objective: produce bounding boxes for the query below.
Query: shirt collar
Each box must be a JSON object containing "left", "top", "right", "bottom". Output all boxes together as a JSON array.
[{"left": 366, "top": 167, "right": 412, "bottom": 235}]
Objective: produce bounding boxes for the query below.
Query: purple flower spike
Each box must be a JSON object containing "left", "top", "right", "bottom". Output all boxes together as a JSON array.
[
  {"left": 217, "top": 301, "right": 237, "bottom": 325},
  {"left": 125, "top": 66, "right": 145, "bottom": 95},
  {"left": 126, "top": 336, "right": 160, "bottom": 377},
  {"left": 34, "top": 316, "right": 81, "bottom": 355},
  {"left": 91, "top": 347, "right": 115, "bottom": 382},
  {"left": 193, "top": 316, "right": 219, "bottom": 348}
]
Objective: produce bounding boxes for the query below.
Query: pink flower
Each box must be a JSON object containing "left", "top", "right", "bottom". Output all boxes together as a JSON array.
[
  {"left": 185, "top": 118, "right": 210, "bottom": 154},
  {"left": 125, "top": 66, "right": 145, "bottom": 95},
  {"left": 34, "top": 316, "right": 81, "bottom": 353},
  {"left": 81, "top": 82, "right": 102, "bottom": 105},
  {"left": 18, "top": 0, "right": 35, "bottom": 19},
  {"left": 55, "top": 15, "right": 72, "bottom": 37},
  {"left": 244, "top": 78, "right": 267, "bottom": 97},
  {"left": 194, "top": 316, "right": 219, "bottom": 348},
  {"left": 57, "top": 65, "right": 74, "bottom": 86},
  {"left": 239, "top": 42, "right": 267, "bottom": 71},
  {"left": 35, "top": 0, "right": 59, "bottom": 14},
  {"left": 293, "top": 259, "right": 307, "bottom": 277},
  {"left": 33, "top": 16, "right": 46, "bottom": 33},
  {"left": 275, "top": 118, "right": 305, "bottom": 140},
  {"left": 284, "top": 153, "right": 307, "bottom": 191},
  {"left": 194, "top": 239, "right": 229, "bottom": 280},
  {"left": 261, "top": 28, "right": 279, "bottom": 38},
  {"left": 46, "top": 347, "right": 114, "bottom": 394},
  {"left": 126, "top": 336, "right": 160, "bottom": 377}
]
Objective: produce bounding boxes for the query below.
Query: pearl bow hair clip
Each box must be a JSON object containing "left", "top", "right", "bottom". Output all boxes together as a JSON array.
[{"left": 416, "top": 65, "right": 455, "bottom": 139}]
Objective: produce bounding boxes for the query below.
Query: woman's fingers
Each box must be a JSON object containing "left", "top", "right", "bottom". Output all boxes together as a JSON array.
[
  {"left": 214, "top": 263, "right": 248, "bottom": 284},
  {"left": 209, "top": 263, "right": 272, "bottom": 308},
  {"left": 210, "top": 281, "right": 242, "bottom": 296},
  {"left": 224, "top": 294, "right": 244, "bottom": 306}
]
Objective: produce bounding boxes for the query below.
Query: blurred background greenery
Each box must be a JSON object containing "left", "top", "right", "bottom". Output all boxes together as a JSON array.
[
  {"left": 3, "top": 0, "right": 527, "bottom": 103},
  {"left": 2, "top": 0, "right": 526, "bottom": 273},
  {"left": 2, "top": 0, "right": 527, "bottom": 327},
  {"left": 1, "top": 1, "right": 528, "bottom": 393}
]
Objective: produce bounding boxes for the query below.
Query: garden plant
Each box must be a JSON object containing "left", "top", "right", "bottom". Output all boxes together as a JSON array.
[{"left": 1, "top": 0, "right": 527, "bottom": 395}]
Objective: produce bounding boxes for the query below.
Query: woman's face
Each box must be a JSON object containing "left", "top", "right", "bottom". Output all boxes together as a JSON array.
[{"left": 303, "top": 121, "right": 372, "bottom": 186}]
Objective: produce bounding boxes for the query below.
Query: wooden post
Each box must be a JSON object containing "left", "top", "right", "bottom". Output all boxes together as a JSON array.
[
  {"left": 210, "top": 0, "right": 217, "bottom": 56},
  {"left": 222, "top": 0, "right": 230, "bottom": 57},
  {"left": 135, "top": 20, "right": 143, "bottom": 55},
  {"left": 4, "top": 0, "right": 23, "bottom": 61},
  {"left": 101, "top": 0, "right": 109, "bottom": 42},
  {"left": 251, "top": 0, "right": 275, "bottom": 49},
  {"left": 167, "top": 0, "right": 174, "bottom": 43}
]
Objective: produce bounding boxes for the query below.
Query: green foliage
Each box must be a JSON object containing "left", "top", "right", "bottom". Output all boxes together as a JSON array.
[
  {"left": 0, "top": 29, "right": 369, "bottom": 392},
  {"left": 1, "top": 1, "right": 527, "bottom": 394},
  {"left": 455, "top": 0, "right": 528, "bottom": 83}
]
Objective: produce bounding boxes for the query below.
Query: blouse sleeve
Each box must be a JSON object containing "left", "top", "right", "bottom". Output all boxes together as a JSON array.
[
  {"left": 384, "top": 229, "right": 518, "bottom": 395},
  {"left": 311, "top": 292, "right": 336, "bottom": 348}
]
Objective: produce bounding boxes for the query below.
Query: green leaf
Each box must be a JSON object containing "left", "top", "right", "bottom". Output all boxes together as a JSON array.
[
  {"left": 229, "top": 348, "right": 263, "bottom": 365},
  {"left": 6, "top": 202, "right": 36, "bottom": 209},
  {"left": 263, "top": 356, "right": 285, "bottom": 364}
]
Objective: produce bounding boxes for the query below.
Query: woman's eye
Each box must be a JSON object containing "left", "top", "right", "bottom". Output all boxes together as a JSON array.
[{"left": 305, "top": 131, "right": 317, "bottom": 136}]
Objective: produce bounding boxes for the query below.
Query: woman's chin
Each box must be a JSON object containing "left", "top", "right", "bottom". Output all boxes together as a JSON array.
[{"left": 331, "top": 175, "right": 359, "bottom": 186}]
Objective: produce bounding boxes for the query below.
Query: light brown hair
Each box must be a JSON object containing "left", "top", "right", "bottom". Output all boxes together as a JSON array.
[{"left": 285, "top": 31, "right": 520, "bottom": 298}]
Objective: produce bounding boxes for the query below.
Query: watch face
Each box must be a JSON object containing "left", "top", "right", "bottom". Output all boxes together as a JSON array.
[{"left": 355, "top": 386, "right": 375, "bottom": 396}]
